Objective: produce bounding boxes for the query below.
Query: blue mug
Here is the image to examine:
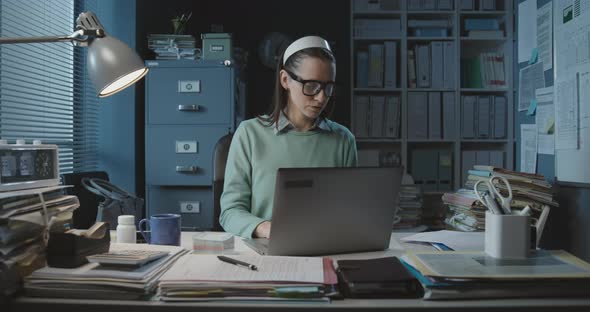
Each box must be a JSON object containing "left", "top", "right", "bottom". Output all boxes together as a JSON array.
[{"left": 139, "top": 214, "right": 181, "bottom": 246}]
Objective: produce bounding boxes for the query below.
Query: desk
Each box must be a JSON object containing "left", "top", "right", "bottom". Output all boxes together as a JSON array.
[{"left": 7, "top": 232, "right": 590, "bottom": 312}]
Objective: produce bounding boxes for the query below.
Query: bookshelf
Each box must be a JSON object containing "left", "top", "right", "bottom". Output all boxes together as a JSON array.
[{"left": 350, "top": 0, "right": 515, "bottom": 194}]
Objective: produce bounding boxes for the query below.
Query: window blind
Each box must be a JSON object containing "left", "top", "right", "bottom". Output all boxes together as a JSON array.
[{"left": 0, "top": 0, "right": 99, "bottom": 174}]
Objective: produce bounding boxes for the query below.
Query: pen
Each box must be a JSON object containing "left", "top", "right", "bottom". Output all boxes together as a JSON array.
[{"left": 217, "top": 255, "right": 258, "bottom": 271}]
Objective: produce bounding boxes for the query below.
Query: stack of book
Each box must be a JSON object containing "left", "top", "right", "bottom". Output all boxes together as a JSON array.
[
  {"left": 394, "top": 185, "right": 423, "bottom": 230},
  {"left": 0, "top": 186, "right": 79, "bottom": 299},
  {"left": 158, "top": 254, "right": 337, "bottom": 302},
  {"left": 147, "top": 34, "right": 198, "bottom": 60},
  {"left": 443, "top": 166, "right": 558, "bottom": 232},
  {"left": 402, "top": 250, "right": 590, "bottom": 300},
  {"left": 461, "top": 51, "right": 506, "bottom": 89},
  {"left": 24, "top": 243, "right": 188, "bottom": 300},
  {"left": 407, "top": 41, "right": 455, "bottom": 89}
]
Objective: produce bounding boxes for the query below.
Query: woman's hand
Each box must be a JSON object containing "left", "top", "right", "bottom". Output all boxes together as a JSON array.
[{"left": 254, "top": 221, "right": 271, "bottom": 238}]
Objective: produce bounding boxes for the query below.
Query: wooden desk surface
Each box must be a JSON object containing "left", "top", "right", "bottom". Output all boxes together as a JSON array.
[{"left": 7, "top": 232, "right": 590, "bottom": 312}]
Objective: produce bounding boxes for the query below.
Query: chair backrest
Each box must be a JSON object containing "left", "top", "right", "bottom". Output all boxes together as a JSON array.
[
  {"left": 212, "top": 133, "right": 233, "bottom": 231},
  {"left": 61, "top": 171, "right": 110, "bottom": 229}
]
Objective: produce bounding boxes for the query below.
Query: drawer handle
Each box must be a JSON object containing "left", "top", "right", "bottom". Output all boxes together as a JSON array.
[
  {"left": 176, "top": 165, "right": 199, "bottom": 173},
  {"left": 178, "top": 104, "right": 201, "bottom": 112}
]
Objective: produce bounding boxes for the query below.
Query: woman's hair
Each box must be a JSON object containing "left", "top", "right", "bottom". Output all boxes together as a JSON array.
[{"left": 257, "top": 47, "right": 336, "bottom": 128}]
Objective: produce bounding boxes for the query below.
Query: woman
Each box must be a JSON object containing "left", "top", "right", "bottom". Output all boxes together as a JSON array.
[{"left": 219, "top": 36, "right": 357, "bottom": 238}]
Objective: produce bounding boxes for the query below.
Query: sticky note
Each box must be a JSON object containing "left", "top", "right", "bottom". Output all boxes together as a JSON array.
[
  {"left": 529, "top": 48, "right": 539, "bottom": 65},
  {"left": 527, "top": 99, "right": 537, "bottom": 116},
  {"left": 545, "top": 117, "right": 555, "bottom": 134}
]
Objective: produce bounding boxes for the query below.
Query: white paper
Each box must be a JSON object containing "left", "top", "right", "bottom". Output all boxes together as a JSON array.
[
  {"left": 535, "top": 87, "right": 555, "bottom": 155},
  {"left": 537, "top": 2, "right": 553, "bottom": 71},
  {"left": 159, "top": 254, "right": 325, "bottom": 284},
  {"left": 520, "top": 124, "right": 538, "bottom": 174},
  {"left": 518, "top": 62, "right": 546, "bottom": 111},
  {"left": 401, "top": 230, "right": 484, "bottom": 252},
  {"left": 518, "top": 0, "right": 538, "bottom": 63},
  {"left": 555, "top": 76, "right": 579, "bottom": 150}
]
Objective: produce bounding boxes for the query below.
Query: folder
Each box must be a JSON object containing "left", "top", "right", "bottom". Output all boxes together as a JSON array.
[
  {"left": 430, "top": 42, "right": 444, "bottom": 88},
  {"left": 461, "top": 151, "right": 476, "bottom": 185},
  {"left": 493, "top": 96, "right": 506, "bottom": 139},
  {"left": 416, "top": 44, "right": 430, "bottom": 88},
  {"left": 368, "top": 44, "right": 384, "bottom": 87},
  {"left": 370, "top": 95, "right": 386, "bottom": 137},
  {"left": 476, "top": 150, "right": 490, "bottom": 166},
  {"left": 489, "top": 151, "right": 504, "bottom": 168},
  {"left": 442, "top": 92, "right": 455, "bottom": 140},
  {"left": 384, "top": 96, "right": 400, "bottom": 138},
  {"left": 384, "top": 41, "right": 397, "bottom": 88},
  {"left": 354, "top": 95, "right": 370, "bottom": 138},
  {"left": 443, "top": 42, "right": 455, "bottom": 89},
  {"left": 461, "top": 95, "right": 476, "bottom": 138},
  {"left": 356, "top": 51, "right": 369, "bottom": 88},
  {"left": 438, "top": 150, "right": 453, "bottom": 191},
  {"left": 477, "top": 96, "right": 491, "bottom": 138},
  {"left": 408, "top": 92, "right": 428, "bottom": 140},
  {"left": 428, "top": 92, "right": 442, "bottom": 139}
]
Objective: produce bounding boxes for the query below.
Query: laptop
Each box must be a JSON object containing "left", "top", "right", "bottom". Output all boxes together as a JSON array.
[{"left": 243, "top": 166, "right": 403, "bottom": 256}]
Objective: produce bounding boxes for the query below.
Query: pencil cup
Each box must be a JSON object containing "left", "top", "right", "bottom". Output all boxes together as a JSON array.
[{"left": 485, "top": 211, "right": 530, "bottom": 259}]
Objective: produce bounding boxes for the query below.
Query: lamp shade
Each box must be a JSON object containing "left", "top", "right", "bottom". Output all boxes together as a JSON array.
[{"left": 87, "top": 34, "right": 148, "bottom": 97}]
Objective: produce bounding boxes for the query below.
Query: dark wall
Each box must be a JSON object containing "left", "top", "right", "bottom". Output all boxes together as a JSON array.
[{"left": 136, "top": 0, "right": 351, "bottom": 125}]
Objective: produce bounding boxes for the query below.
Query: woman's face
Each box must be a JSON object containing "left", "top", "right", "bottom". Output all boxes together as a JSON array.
[{"left": 280, "top": 56, "right": 336, "bottom": 121}]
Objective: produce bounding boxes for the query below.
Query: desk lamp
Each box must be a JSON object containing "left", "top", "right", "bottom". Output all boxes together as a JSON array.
[{"left": 0, "top": 11, "right": 148, "bottom": 97}]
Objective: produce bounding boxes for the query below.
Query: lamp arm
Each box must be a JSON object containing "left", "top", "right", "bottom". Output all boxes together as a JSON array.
[{"left": 0, "top": 29, "right": 94, "bottom": 45}]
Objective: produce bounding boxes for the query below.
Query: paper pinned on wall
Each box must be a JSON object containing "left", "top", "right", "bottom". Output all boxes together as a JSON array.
[
  {"left": 519, "top": 62, "right": 545, "bottom": 111},
  {"left": 537, "top": 2, "right": 553, "bottom": 71},
  {"left": 520, "top": 124, "right": 538, "bottom": 174},
  {"left": 518, "top": 0, "right": 537, "bottom": 63},
  {"left": 535, "top": 87, "right": 555, "bottom": 155},
  {"left": 555, "top": 75, "right": 579, "bottom": 150}
]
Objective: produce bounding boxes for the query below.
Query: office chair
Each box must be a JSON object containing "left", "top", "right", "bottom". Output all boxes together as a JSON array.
[
  {"left": 212, "top": 133, "right": 233, "bottom": 231},
  {"left": 61, "top": 171, "right": 110, "bottom": 229}
]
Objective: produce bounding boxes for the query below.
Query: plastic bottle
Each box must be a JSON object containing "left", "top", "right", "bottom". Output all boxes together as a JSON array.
[{"left": 116, "top": 215, "right": 136, "bottom": 244}]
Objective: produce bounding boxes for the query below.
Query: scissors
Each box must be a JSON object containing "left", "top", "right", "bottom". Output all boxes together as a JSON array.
[{"left": 474, "top": 176, "right": 513, "bottom": 214}]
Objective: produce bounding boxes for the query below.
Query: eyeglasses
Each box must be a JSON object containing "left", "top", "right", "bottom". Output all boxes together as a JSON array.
[{"left": 285, "top": 70, "right": 335, "bottom": 97}]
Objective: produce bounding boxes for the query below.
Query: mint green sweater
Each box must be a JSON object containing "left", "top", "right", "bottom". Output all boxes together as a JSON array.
[{"left": 219, "top": 117, "right": 357, "bottom": 238}]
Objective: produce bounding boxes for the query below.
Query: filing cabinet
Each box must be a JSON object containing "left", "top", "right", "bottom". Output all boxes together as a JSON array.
[{"left": 145, "top": 60, "right": 236, "bottom": 230}]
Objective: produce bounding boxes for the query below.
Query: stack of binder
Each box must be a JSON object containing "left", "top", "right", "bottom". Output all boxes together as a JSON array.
[
  {"left": 394, "top": 185, "right": 424, "bottom": 230},
  {"left": 461, "top": 52, "right": 506, "bottom": 89},
  {"left": 157, "top": 254, "right": 338, "bottom": 302},
  {"left": 354, "top": 95, "right": 401, "bottom": 138},
  {"left": 147, "top": 34, "right": 198, "bottom": 60},
  {"left": 407, "top": 41, "right": 455, "bottom": 89},
  {"left": 0, "top": 186, "right": 79, "bottom": 299},
  {"left": 356, "top": 41, "right": 398, "bottom": 89},
  {"left": 461, "top": 95, "right": 506, "bottom": 139},
  {"left": 24, "top": 243, "right": 188, "bottom": 300}
]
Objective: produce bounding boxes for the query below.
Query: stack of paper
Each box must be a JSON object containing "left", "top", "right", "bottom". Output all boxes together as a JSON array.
[
  {"left": 24, "top": 243, "right": 189, "bottom": 300},
  {"left": 442, "top": 189, "right": 485, "bottom": 231},
  {"left": 158, "top": 254, "right": 337, "bottom": 301},
  {"left": 394, "top": 185, "right": 423, "bottom": 230},
  {"left": 0, "top": 186, "right": 79, "bottom": 299},
  {"left": 147, "top": 34, "right": 197, "bottom": 60},
  {"left": 402, "top": 250, "right": 590, "bottom": 300}
]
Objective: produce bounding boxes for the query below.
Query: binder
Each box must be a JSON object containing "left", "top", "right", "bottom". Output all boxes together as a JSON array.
[
  {"left": 477, "top": 95, "right": 491, "bottom": 138},
  {"left": 368, "top": 44, "right": 384, "bottom": 87},
  {"left": 489, "top": 151, "right": 504, "bottom": 168},
  {"left": 442, "top": 92, "right": 455, "bottom": 140},
  {"left": 356, "top": 51, "right": 369, "bottom": 88},
  {"left": 443, "top": 42, "right": 455, "bottom": 89},
  {"left": 428, "top": 92, "right": 442, "bottom": 139},
  {"left": 384, "top": 41, "right": 397, "bottom": 88},
  {"left": 438, "top": 0, "right": 453, "bottom": 10},
  {"left": 393, "top": 96, "right": 401, "bottom": 138},
  {"left": 384, "top": 96, "right": 400, "bottom": 138},
  {"left": 408, "top": 49, "right": 417, "bottom": 88},
  {"left": 476, "top": 150, "right": 490, "bottom": 166},
  {"left": 430, "top": 42, "right": 444, "bottom": 88},
  {"left": 480, "top": 0, "right": 496, "bottom": 10},
  {"left": 408, "top": 0, "right": 421, "bottom": 10},
  {"left": 461, "top": 95, "right": 476, "bottom": 138},
  {"left": 461, "top": 151, "right": 477, "bottom": 185},
  {"left": 493, "top": 96, "right": 506, "bottom": 138},
  {"left": 438, "top": 150, "right": 453, "bottom": 191},
  {"left": 422, "top": 0, "right": 436, "bottom": 10},
  {"left": 460, "top": 0, "right": 474, "bottom": 10},
  {"left": 370, "top": 95, "right": 386, "bottom": 137},
  {"left": 354, "top": 96, "right": 370, "bottom": 138},
  {"left": 416, "top": 44, "right": 430, "bottom": 88},
  {"left": 408, "top": 92, "right": 428, "bottom": 140},
  {"left": 411, "top": 149, "right": 438, "bottom": 191}
]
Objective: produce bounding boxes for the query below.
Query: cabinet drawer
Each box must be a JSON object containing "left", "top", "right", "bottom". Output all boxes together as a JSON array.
[
  {"left": 146, "top": 67, "right": 232, "bottom": 125},
  {"left": 147, "top": 186, "right": 214, "bottom": 230},
  {"left": 146, "top": 125, "right": 229, "bottom": 185}
]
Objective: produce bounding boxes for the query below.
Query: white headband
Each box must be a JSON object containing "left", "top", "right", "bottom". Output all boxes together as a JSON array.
[{"left": 282, "top": 36, "right": 331, "bottom": 66}]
